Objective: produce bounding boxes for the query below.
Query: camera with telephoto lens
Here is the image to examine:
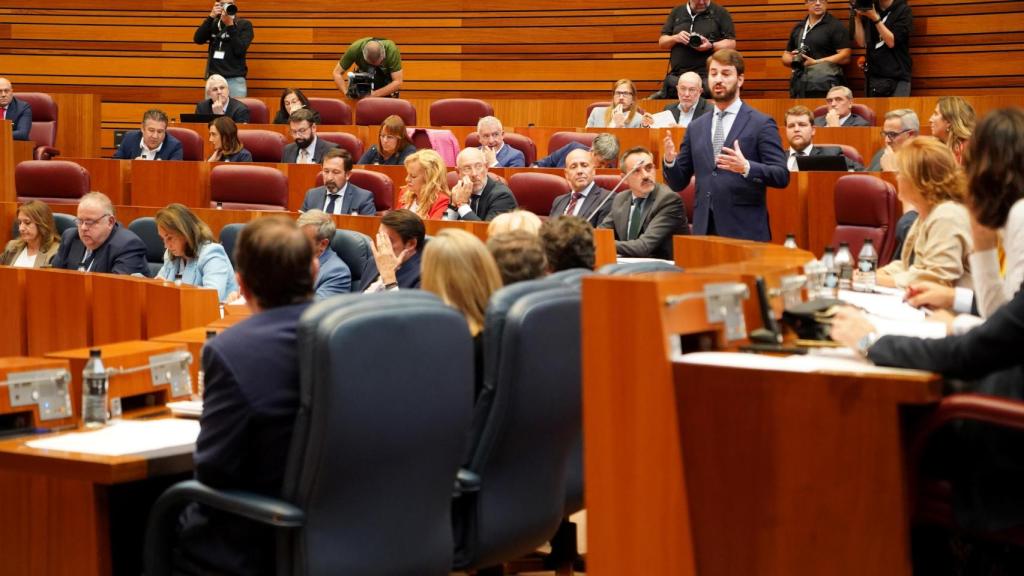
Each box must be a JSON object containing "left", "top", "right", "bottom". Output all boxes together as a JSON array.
[
  {"left": 688, "top": 33, "right": 706, "bottom": 48},
  {"left": 347, "top": 72, "right": 373, "bottom": 99},
  {"left": 217, "top": 2, "right": 238, "bottom": 16},
  {"left": 791, "top": 45, "right": 810, "bottom": 70},
  {"left": 852, "top": 0, "right": 874, "bottom": 11}
]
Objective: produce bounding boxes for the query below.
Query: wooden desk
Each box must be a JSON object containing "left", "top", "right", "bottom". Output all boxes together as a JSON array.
[
  {"left": 0, "top": 357, "right": 75, "bottom": 432},
  {"left": 0, "top": 418, "right": 195, "bottom": 576}
]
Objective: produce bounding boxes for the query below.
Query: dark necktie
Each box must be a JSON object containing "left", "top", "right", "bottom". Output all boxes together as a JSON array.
[
  {"left": 80, "top": 250, "right": 96, "bottom": 272},
  {"left": 324, "top": 193, "right": 340, "bottom": 214},
  {"left": 470, "top": 194, "right": 480, "bottom": 214},
  {"left": 564, "top": 192, "right": 583, "bottom": 216},
  {"left": 627, "top": 197, "right": 644, "bottom": 240}
]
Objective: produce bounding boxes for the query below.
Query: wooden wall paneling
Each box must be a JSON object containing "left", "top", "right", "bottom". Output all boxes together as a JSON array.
[
  {"left": 145, "top": 282, "right": 220, "bottom": 339},
  {"left": 51, "top": 93, "right": 102, "bottom": 158},
  {"left": 0, "top": 199, "right": 20, "bottom": 242},
  {"left": 25, "top": 268, "right": 91, "bottom": 356},
  {"left": 0, "top": 121, "right": 13, "bottom": 202},
  {"left": 89, "top": 273, "right": 147, "bottom": 346},
  {"left": 60, "top": 158, "right": 129, "bottom": 205},
  {"left": 0, "top": 266, "right": 27, "bottom": 356},
  {"left": 285, "top": 163, "right": 322, "bottom": 211},
  {"left": 130, "top": 159, "right": 209, "bottom": 207},
  {"left": 593, "top": 227, "right": 616, "bottom": 268},
  {"left": 767, "top": 175, "right": 806, "bottom": 249}
]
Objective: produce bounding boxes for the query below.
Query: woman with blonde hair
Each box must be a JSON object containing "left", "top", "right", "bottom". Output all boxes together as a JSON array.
[
  {"left": 487, "top": 209, "right": 542, "bottom": 236},
  {"left": 876, "top": 136, "right": 972, "bottom": 289},
  {"left": 359, "top": 115, "right": 417, "bottom": 165},
  {"left": 0, "top": 200, "right": 59, "bottom": 267},
  {"left": 398, "top": 149, "right": 451, "bottom": 219},
  {"left": 929, "top": 96, "right": 976, "bottom": 165},
  {"left": 154, "top": 203, "right": 238, "bottom": 302},
  {"left": 586, "top": 79, "right": 652, "bottom": 128}
]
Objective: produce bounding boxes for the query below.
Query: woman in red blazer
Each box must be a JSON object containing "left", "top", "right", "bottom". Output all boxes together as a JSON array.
[{"left": 398, "top": 149, "right": 451, "bottom": 220}]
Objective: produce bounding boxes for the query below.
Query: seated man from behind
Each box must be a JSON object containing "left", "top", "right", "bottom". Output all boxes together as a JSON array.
[
  {"left": 600, "top": 146, "right": 688, "bottom": 259},
  {"left": 487, "top": 229, "right": 548, "bottom": 285},
  {"left": 477, "top": 116, "right": 526, "bottom": 168},
  {"left": 51, "top": 192, "right": 149, "bottom": 275},
  {"left": 360, "top": 208, "right": 425, "bottom": 292},
  {"left": 533, "top": 132, "right": 619, "bottom": 169},
  {"left": 784, "top": 105, "right": 863, "bottom": 171},
  {"left": 550, "top": 148, "right": 614, "bottom": 225},
  {"left": 448, "top": 147, "right": 518, "bottom": 221},
  {"left": 282, "top": 108, "right": 337, "bottom": 164},
  {"left": 814, "top": 86, "right": 871, "bottom": 127},
  {"left": 113, "top": 109, "right": 183, "bottom": 160},
  {"left": 297, "top": 209, "right": 351, "bottom": 298},
  {"left": 539, "top": 215, "right": 596, "bottom": 272},
  {"left": 300, "top": 148, "right": 376, "bottom": 215},
  {"left": 868, "top": 108, "right": 919, "bottom": 172},
  {"left": 176, "top": 216, "right": 315, "bottom": 575},
  {"left": 0, "top": 77, "right": 32, "bottom": 141}
]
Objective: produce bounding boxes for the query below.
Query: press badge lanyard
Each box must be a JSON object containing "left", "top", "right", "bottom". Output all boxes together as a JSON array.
[
  {"left": 213, "top": 20, "right": 227, "bottom": 60},
  {"left": 800, "top": 15, "right": 821, "bottom": 49},
  {"left": 686, "top": 3, "right": 697, "bottom": 33},
  {"left": 873, "top": 11, "right": 890, "bottom": 49}
]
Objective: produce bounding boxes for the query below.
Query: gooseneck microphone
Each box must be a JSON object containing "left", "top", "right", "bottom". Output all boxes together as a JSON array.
[{"left": 584, "top": 160, "right": 645, "bottom": 224}]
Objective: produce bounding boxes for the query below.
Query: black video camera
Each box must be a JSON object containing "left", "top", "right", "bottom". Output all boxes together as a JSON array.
[
  {"left": 852, "top": 0, "right": 874, "bottom": 11},
  {"left": 347, "top": 72, "right": 374, "bottom": 99},
  {"left": 688, "top": 33, "right": 706, "bottom": 48}
]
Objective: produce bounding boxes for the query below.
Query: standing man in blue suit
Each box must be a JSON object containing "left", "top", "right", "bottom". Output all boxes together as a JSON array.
[
  {"left": 0, "top": 77, "right": 32, "bottom": 141},
  {"left": 477, "top": 116, "right": 526, "bottom": 168},
  {"left": 298, "top": 209, "right": 351, "bottom": 297},
  {"left": 113, "top": 109, "right": 184, "bottom": 160},
  {"left": 299, "top": 148, "right": 377, "bottom": 215},
  {"left": 662, "top": 49, "right": 789, "bottom": 241}
]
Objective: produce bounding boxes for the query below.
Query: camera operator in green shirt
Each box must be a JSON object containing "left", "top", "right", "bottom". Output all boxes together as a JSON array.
[{"left": 332, "top": 37, "right": 403, "bottom": 99}]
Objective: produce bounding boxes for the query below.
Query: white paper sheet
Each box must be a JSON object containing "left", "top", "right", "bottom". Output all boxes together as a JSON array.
[
  {"left": 677, "top": 351, "right": 931, "bottom": 376},
  {"left": 26, "top": 419, "right": 200, "bottom": 457},
  {"left": 166, "top": 400, "right": 203, "bottom": 419},
  {"left": 647, "top": 109, "right": 678, "bottom": 128},
  {"left": 836, "top": 289, "right": 947, "bottom": 338}
]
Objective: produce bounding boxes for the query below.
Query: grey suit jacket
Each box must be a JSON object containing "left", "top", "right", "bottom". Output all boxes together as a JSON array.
[
  {"left": 598, "top": 184, "right": 689, "bottom": 259},
  {"left": 549, "top": 184, "right": 613, "bottom": 226},
  {"left": 813, "top": 113, "right": 871, "bottom": 127},
  {"left": 300, "top": 183, "right": 377, "bottom": 215},
  {"left": 281, "top": 138, "right": 337, "bottom": 164},
  {"left": 663, "top": 98, "right": 713, "bottom": 125}
]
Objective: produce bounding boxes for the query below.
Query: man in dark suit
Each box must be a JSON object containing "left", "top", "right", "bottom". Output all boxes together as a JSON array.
[
  {"left": 51, "top": 192, "right": 149, "bottom": 275},
  {"left": 359, "top": 209, "right": 425, "bottom": 292},
  {"left": 662, "top": 72, "right": 713, "bottom": 127},
  {"left": 281, "top": 107, "right": 336, "bottom": 164},
  {"left": 449, "top": 147, "right": 518, "bottom": 221},
  {"left": 813, "top": 85, "right": 872, "bottom": 127},
  {"left": 298, "top": 209, "right": 352, "bottom": 298},
  {"left": 784, "top": 105, "right": 863, "bottom": 171},
  {"left": 299, "top": 148, "right": 376, "bottom": 215},
  {"left": 550, "top": 147, "right": 614, "bottom": 226},
  {"left": 176, "top": 216, "right": 315, "bottom": 575},
  {"left": 663, "top": 49, "right": 789, "bottom": 241},
  {"left": 112, "top": 109, "right": 184, "bottom": 160},
  {"left": 533, "top": 132, "right": 620, "bottom": 169},
  {"left": 600, "top": 146, "right": 689, "bottom": 259},
  {"left": 195, "top": 74, "right": 250, "bottom": 124},
  {"left": 0, "top": 77, "right": 32, "bottom": 141}
]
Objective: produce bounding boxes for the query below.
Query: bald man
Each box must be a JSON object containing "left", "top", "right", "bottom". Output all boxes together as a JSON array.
[
  {"left": 448, "top": 147, "right": 518, "bottom": 221},
  {"left": 662, "top": 72, "right": 713, "bottom": 127},
  {"left": 0, "top": 77, "right": 32, "bottom": 140}
]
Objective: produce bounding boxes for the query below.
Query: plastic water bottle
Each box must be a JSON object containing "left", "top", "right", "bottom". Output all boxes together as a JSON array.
[
  {"left": 835, "top": 242, "right": 854, "bottom": 291},
  {"left": 783, "top": 234, "right": 798, "bottom": 249},
  {"left": 821, "top": 246, "right": 838, "bottom": 295},
  {"left": 82, "top": 348, "right": 109, "bottom": 428},
  {"left": 856, "top": 239, "right": 878, "bottom": 292}
]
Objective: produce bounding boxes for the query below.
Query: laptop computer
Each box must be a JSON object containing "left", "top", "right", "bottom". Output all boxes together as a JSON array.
[
  {"left": 178, "top": 113, "right": 219, "bottom": 124},
  {"left": 795, "top": 154, "right": 850, "bottom": 172}
]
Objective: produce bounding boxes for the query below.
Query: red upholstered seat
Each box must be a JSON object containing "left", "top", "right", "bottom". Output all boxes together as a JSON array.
[
  {"left": 429, "top": 98, "right": 494, "bottom": 127},
  {"left": 813, "top": 103, "right": 878, "bottom": 126},
  {"left": 15, "top": 160, "right": 90, "bottom": 204},
  {"left": 832, "top": 174, "right": 900, "bottom": 266},
  {"left": 166, "top": 127, "right": 204, "bottom": 161},
  {"left": 318, "top": 132, "right": 364, "bottom": 162},
  {"left": 354, "top": 97, "right": 417, "bottom": 126},
  {"left": 238, "top": 98, "right": 268, "bottom": 124},
  {"left": 237, "top": 129, "right": 287, "bottom": 163},
  {"left": 16, "top": 92, "right": 60, "bottom": 160},
  {"left": 548, "top": 132, "right": 597, "bottom": 155},
  {"left": 817, "top": 143, "right": 865, "bottom": 165},
  {"left": 508, "top": 172, "right": 571, "bottom": 216},
  {"left": 307, "top": 98, "right": 353, "bottom": 125},
  {"left": 209, "top": 164, "right": 288, "bottom": 210},
  {"left": 464, "top": 132, "right": 537, "bottom": 166},
  {"left": 593, "top": 174, "right": 623, "bottom": 193},
  {"left": 348, "top": 169, "right": 394, "bottom": 212}
]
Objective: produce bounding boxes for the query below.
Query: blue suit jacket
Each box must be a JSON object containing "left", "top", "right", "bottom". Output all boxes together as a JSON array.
[
  {"left": 356, "top": 246, "right": 423, "bottom": 292},
  {"left": 663, "top": 102, "right": 789, "bottom": 241},
  {"left": 300, "top": 183, "right": 377, "bottom": 215},
  {"left": 155, "top": 242, "right": 238, "bottom": 301},
  {"left": 113, "top": 130, "right": 184, "bottom": 160},
  {"left": 314, "top": 248, "right": 352, "bottom": 298},
  {"left": 50, "top": 222, "right": 149, "bottom": 275},
  {"left": 533, "top": 141, "right": 589, "bottom": 168},
  {"left": 178, "top": 301, "right": 312, "bottom": 575},
  {"left": 488, "top": 144, "right": 526, "bottom": 168},
  {"left": 5, "top": 97, "right": 32, "bottom": 141}
]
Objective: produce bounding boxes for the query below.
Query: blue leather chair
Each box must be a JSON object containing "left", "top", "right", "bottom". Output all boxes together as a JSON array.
[
  {"left": 144, "top": 291, "right": 474, "bottom": 575},
  {"left": 10, "top": 212, "right": 76, "bottom": 241},
  {"left": 547, "top": 267, "right": 594, "bottom": 287},
  {"left": 331, "top": 229, "right": 373, "bottom": 291},
  {"left": 128, "top": 217, "right": 164, "bottom": 278},
  {"left": 598, "top": 261, "right": 682, "bottom": 275},
  {"left": 219, "top": 223, "right": 245, "bottom": 266}
]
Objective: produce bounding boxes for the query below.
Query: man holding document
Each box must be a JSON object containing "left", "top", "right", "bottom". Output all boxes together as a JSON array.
[{"left": 651, "top": 72, "right": 713, "bottom": 128}]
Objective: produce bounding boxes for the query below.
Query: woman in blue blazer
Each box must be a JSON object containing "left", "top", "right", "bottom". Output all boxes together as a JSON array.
[{"left": 155, "top": 203, "right": 238, "bottom": 301}]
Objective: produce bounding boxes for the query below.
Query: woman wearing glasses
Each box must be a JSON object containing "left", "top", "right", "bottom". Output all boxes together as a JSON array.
[{"left": 586, "top": 79, "right": 653, "bottom": 129}]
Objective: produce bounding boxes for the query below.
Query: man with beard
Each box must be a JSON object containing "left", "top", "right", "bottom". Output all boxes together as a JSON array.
[
  {"left": 599, "top": 147, "right": 688, "bottom": 259},
  {"left": 299, "top": 148, "right": 377, "bottom": 215},
  {"left": 784, "top": 105, "right": 863, "bottom": 171},
  {"left": 282, "top": 108, "right": 336, "bottom": 164},
  {"left": 662, "top": 49, "right": 789, "bottom": 241}
]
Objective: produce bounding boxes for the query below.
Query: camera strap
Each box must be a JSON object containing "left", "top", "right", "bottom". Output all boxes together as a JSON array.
[
  {"left": 799, "top": 15, "right": 822, "bottom": 51},
  {"left": 873, "top": 11, "right": 891, "bottom": 49}
]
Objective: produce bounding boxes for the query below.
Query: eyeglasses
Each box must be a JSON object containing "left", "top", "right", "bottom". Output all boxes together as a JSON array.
[
  {"left": 74, "top": 214, "right": 112, "bottom": 229},
  {"left": 290, "top": 126, "right": 312, "bottom": 136},
  {"left": 806, "top": 0, "right": 826, "bottom": 4},
  {"left": 613, "top": 91, "right": 634, "bottom": 97},
  {"left": 882, "top": 129, "right": 911, "bottom": 140},
  {"left": 678, "top": 87, "right": 701, "bottom": 94}
]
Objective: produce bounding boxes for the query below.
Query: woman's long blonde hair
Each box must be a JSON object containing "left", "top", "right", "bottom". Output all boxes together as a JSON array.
[
  {"left": 400, "top": 149, "right": 449, "bottom": 219},
  {"left": 421, "top": 229, "right": 503, "bottom": 336},
  {"left": 603, "top": 79, "right": 638, "bottom": 127}
]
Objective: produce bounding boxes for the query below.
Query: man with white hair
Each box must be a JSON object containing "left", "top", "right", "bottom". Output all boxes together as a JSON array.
[
  {"left": 194, "top": 74, "right": 250, "bottom": 123},
  {"left": 51, "top": 192, "right": 149, "bottom": 275},
  {"left": 297, "top": 209, "right": 351, "bottom": 298},
  {"left": 867, "top": 108, "right": 919, "bottom": 172},
  {"left": 448, "top": 148, "right": 518, "bottom": 221},
  {"left": 332, "top": 37, "right": 403, "bottom": 98},
  {"left": 193, "top": 0, "right": 254, "bottom": 97},
  {"left": 476, "top": 116, "right": 526, "bottom": 168},
  {"left": 814, "top": 86, "right": 871, "bottom": 127},
  {"left": 662, "top": 72, "right": 713, "bottom": 127}
]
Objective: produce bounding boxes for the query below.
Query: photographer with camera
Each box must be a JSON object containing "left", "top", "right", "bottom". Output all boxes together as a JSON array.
[
  {"left": 193, "top": 0, "right": 253, "bottom": 98},
  {"left": 654, "top": 0, "right": 736, "bottom": 99},
  {"left": 852, "top": 0, "right": 912, "bottom": 96},
  {"left": 332, "top": 38, "right": 403, "bottom": 99},
  {"left": 782, "top": 0, "right": 851, "bottom": 98}
]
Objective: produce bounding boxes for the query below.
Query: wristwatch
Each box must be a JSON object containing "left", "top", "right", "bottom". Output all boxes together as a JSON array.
[{"left": 856, "top": 332, "right": 879, "bottom": 356}]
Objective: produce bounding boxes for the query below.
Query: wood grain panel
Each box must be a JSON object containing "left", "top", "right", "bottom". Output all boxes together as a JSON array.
[
  {"left": 25, "top": 268, "right": 91, "bottom": 357},
  {"left": 89, "top": 273, "right": 147, "bottom": 346},
  {"left": 0, "top": 267, "right": 27, "bottom": 356},
  {"left": 130, "top": 160, "right": 209, "bottom": 207}
]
